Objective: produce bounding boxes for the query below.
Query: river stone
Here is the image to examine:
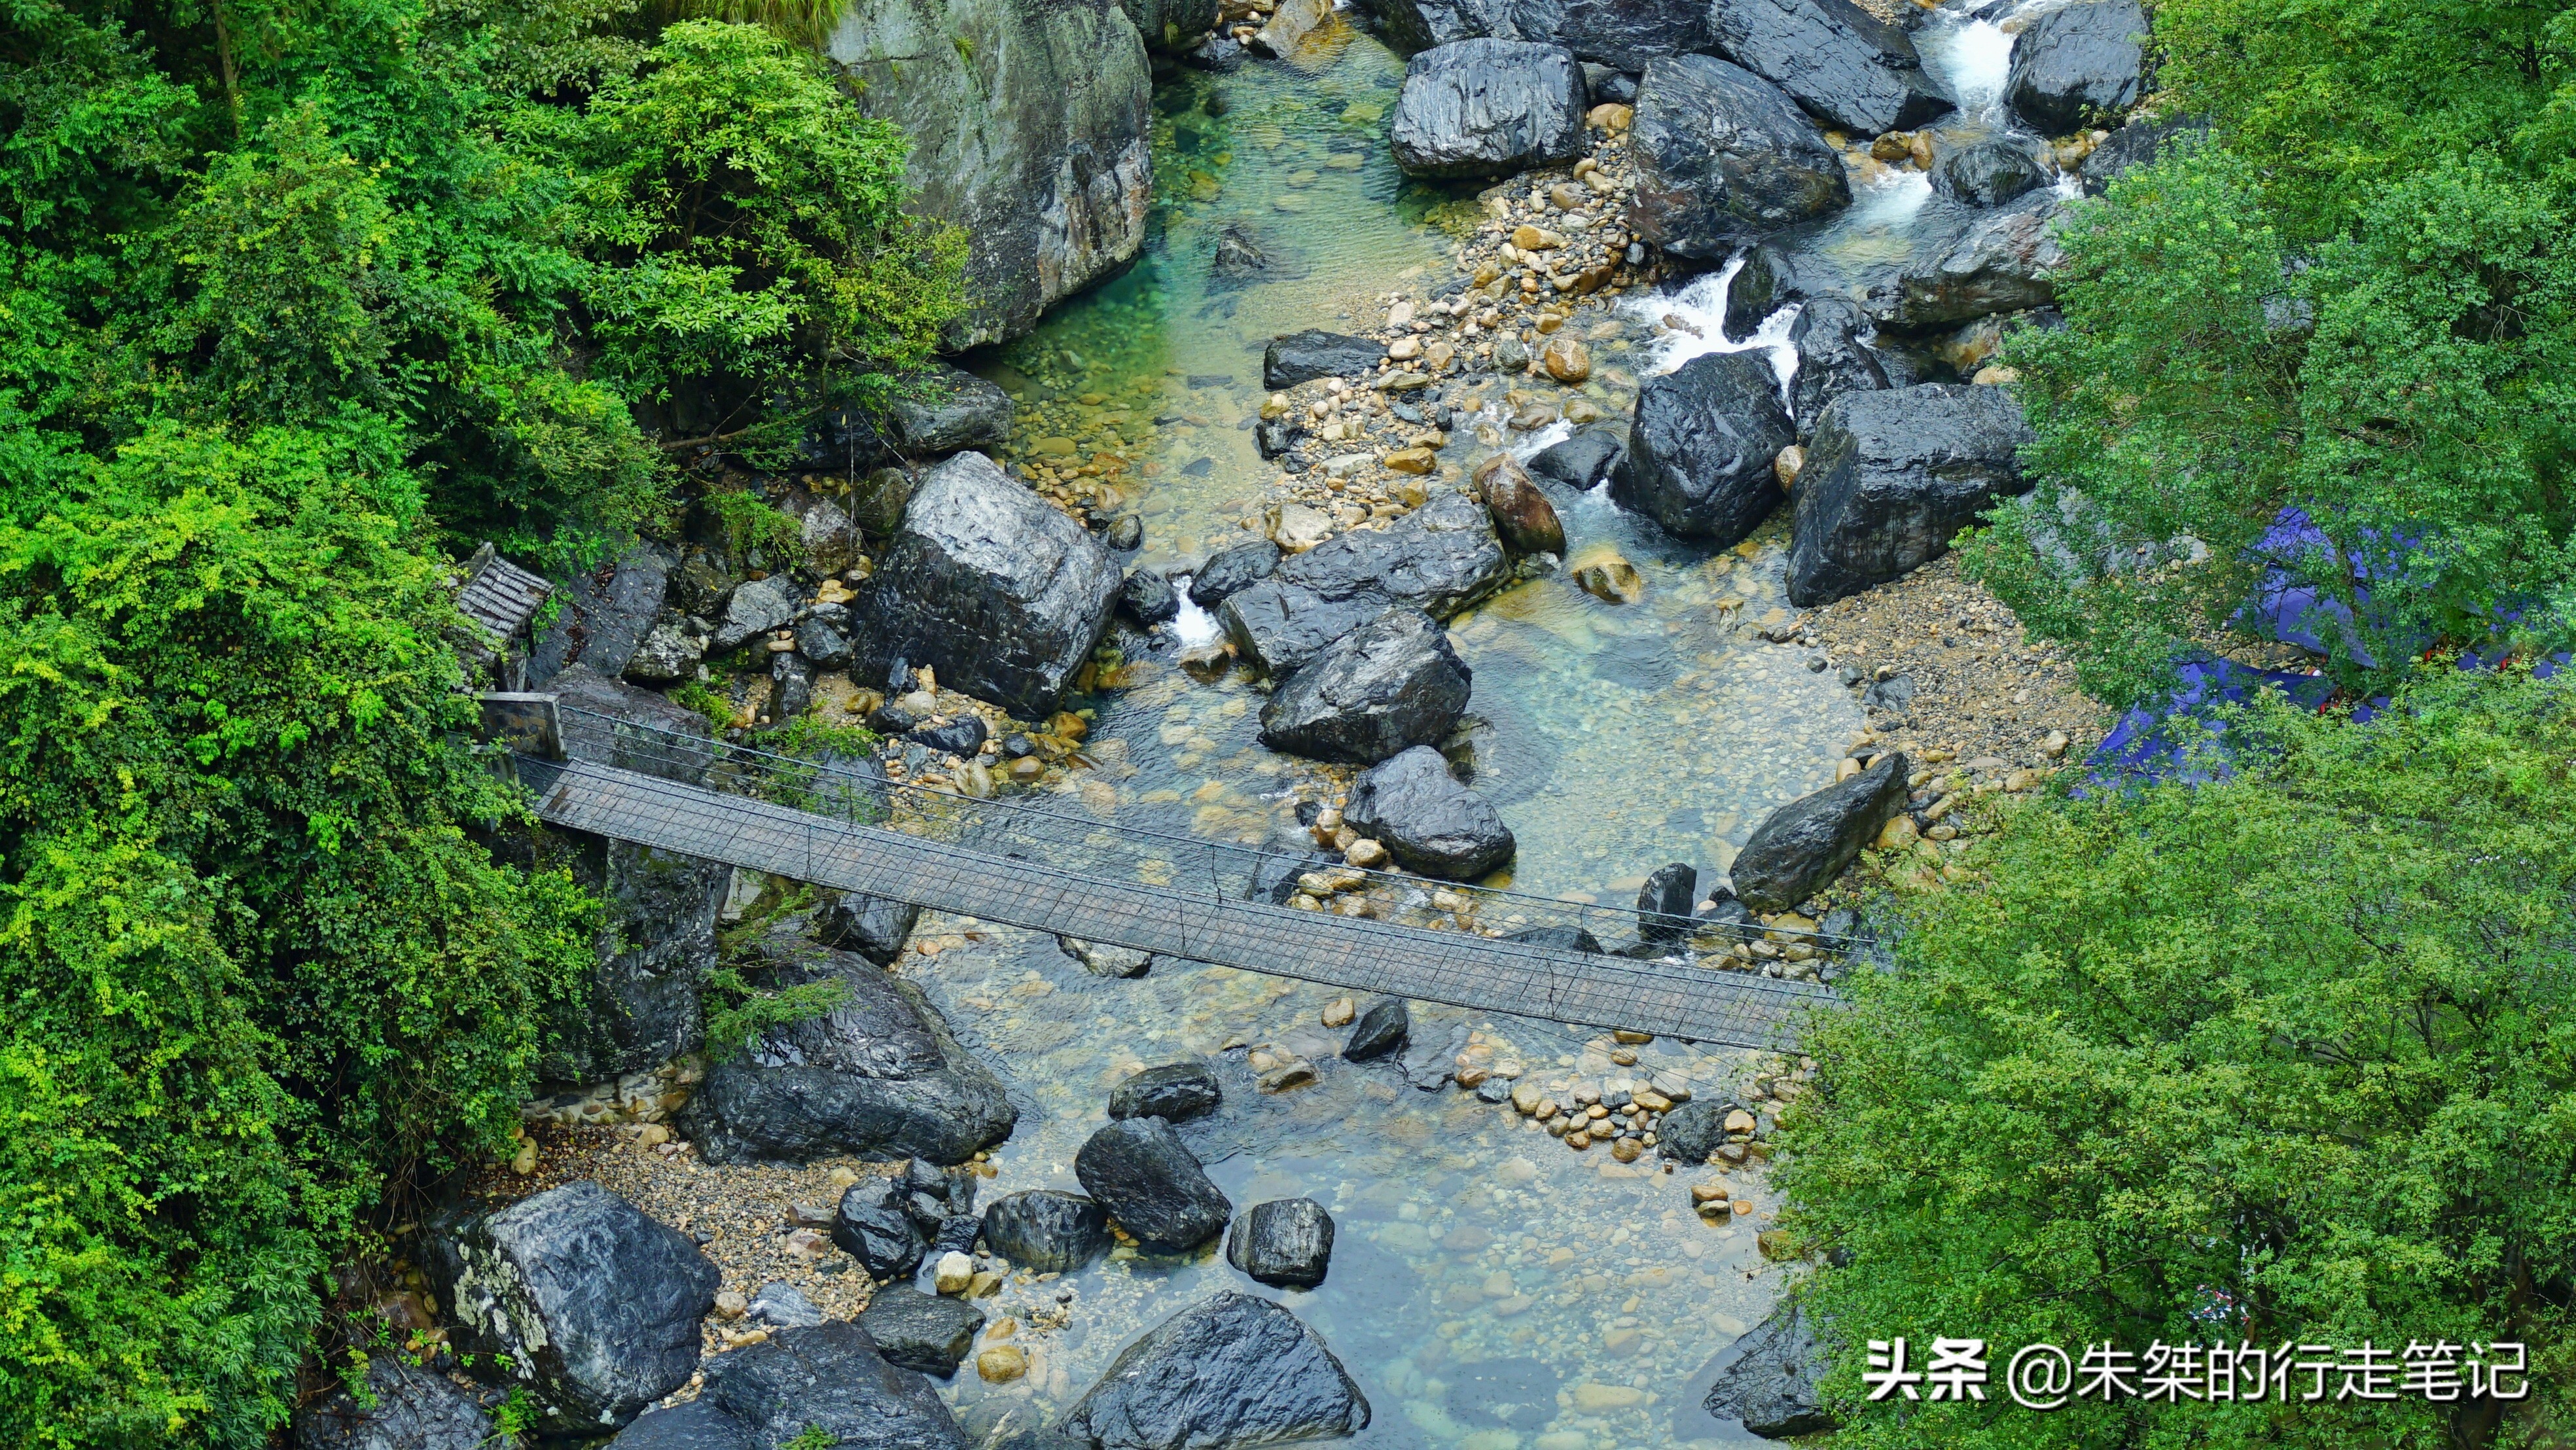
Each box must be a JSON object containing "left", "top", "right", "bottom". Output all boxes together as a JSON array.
[
  {"left": 860, "top": 1288, "right": 988, "bottom": 1376},
  {"left": 1610, "top": 350, "right": 1795, "bottom": 545},
  {"left": 1931, "top": 137, "right": 2046, "bottom": 208},
  {"left": 1863, "top": 188, "right": 2068, "bottom": 331},
  {"left": 826, "top": 0, "right": 1149, "bottom": 349},
  {"left": 982, "top": 1190, "right": 1116, "bottom": 1273},
  {"left": 1259, "top": 609, "right": 1472, "bottom": 765},
  {"left": 1226, "top": 1198, "right": 1336, "bottom": 1288},
  {"left": 834, "top": 1178, "right": 929, "bottom": 1279},
  {"left": 701, "top": 1319, "right": 970, "bottom": 1450},
  {"left": 603, "top": 1399, "right": 757, "bottom": 1450},
  {"left": 1627, "top": 54, "right": 1848, "bottom": 260},
  {"left": 711, "top": 573, "right": 799, "bottom": 654},
  {"left": 1472, "top": 453, "right": 1567, "bottom": 556},
  {"left": 1730, "top": 752, "right": 1910, "bottom": 912},
  {"left": 1264, "top": 330, "right": 1385, "bottom": 389},
  {"left": 1705, "top": 0, "right": 1952, "bottom": 135},
  {"left": 749, "top": 1281, "right": 824, "bottom": 1330},
  {"left": 1220, "top": 492, "right": 1509, "bottom": 675},
  {"left": 853, "top": 450, "right": 1120, "bottom": 718},
  {"left": 1389, "top": 39, "right": 1588, "bottom": 180},
  {"left": 1637, "top": 862, "right": 1697, "bottom": 945},
  {"left": 1526, "top": 427, "right": 1626, "bottom": 490},
  {"left": 1785, "top": 295, "right": 1889, "bottom": 443},
  {"left": 1251, "top": 849, "right": 1335, "bottom": 906},
  {"left": 1344, "top": 997, "right": 1410, "bottom": 1061},
  {"left": 887, "top": 363, "right": 1016, "bottom": 458},
  {"left": 2006, "top": 0, "right": 2146, "bottom": 135},
  {"left": 1121, "top": 567, "right": 1180, "bottom": 625},
  {"left": 680, "top": 926, "right": 1017, "bottom": 1166},
  {"left": 1190, "top": 539, "right": 1283, "bottom": 604},
  {"left": 1060, "top": 1292, "right": 1370, "bottom": 1448},
  {"left": 1503, "top": 924, "right": 1605, "bottom": 953},
  {"left": 531, "top": 542, "right": 673, "bottom": 684},
  {"left": 1109, "top": 1062, "right": 1224, "bottom": 1123},
  {"left": 1344, "top": 746, "right": 1516, "bottom": 879},
  {"left": 815, "top": 890, "right": 922, "bottom": 968},
  {"left": 295, "top": 1355, "right": 495, "bottom": 1450},
  {"left": 1786, "top": 384, "right": 2033, "bottom": 606},
  {"left": 1705, "top": 1300, "right": 1838, "bottom": 1438},
  {"left": 1402, "top": 1020, "right": 1472, "bottom": 1090},
  {"left": 1075, "top": 1117, "right": 1234, "bottom": 1252},
  {"left": 427, "top": 1180, "right": 717, "bottom": 1436},
  {"left": 1060, "top": 935, "right": 1155, "bottom": 978}
]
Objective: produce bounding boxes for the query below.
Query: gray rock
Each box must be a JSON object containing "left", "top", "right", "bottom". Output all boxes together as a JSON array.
[
  {"left": 1122, "top": 567, "right": 1179, "bottom": 624},
  {"left": 1609, "top": 350, "right": 1794, "bottom": 546},
  {"left": 749, "top": 1281, "right": 825, "bottom": 1330},
  {"left": 1706, "top": 0, "right": 1952, "bottom": 135},
  {"left": 1627, "top": 55, "right": 1848, "bottom": 260},
  {"left": 1863, "top": 187, "right": 2067, "bottom": 330},
  {"left": 1390, "top": 39, "right": 1588, "bottom": 180},
  {"left": 711, "top": 575, "right": 798, "bottom": 653},
  {"left": 1344, "top": 746, "right": 1516, "bottom": 879},
  {"left": 539, "top": 832, "right": 725, "bottom": 1086},
  {"left": 700, "top": 1319, "right": 970, "bottom": 1450},
  {"left": 1109, "top": 1062, "right": 1223, "bottom": 1123},
  {"left": 1073, "top": 1117, "right": 1233, "bottom": 1252},
  {"left": 1263, "top": 331, "right": 1386, "bottom": 389},
  {"left": 623, "top": 621, "right": 706, "bottom": 684},
  {"left": 603, "top": 1399, "right": 757, "bottom": 1450},
  {"left": 1061, "top": 1293, "right": 1370, "bottom": 1448},
  {"left": 814, "top": 890, "right": 922, "bottom": 968},
  {"left": 1503, "top": 924, "right": 1605, "bottom": 953},
  {"left": 859, "top": 1287, "right": 986, "bottom": 1376},
  {"left": 1363, "top": 0, "right": 1514, "bottom": 55},
  {"left": 1401, "top": 1019, "right": 1472, "bottom": 1089},
  {"left": 785, "top": 486, "right": 865, "bottom": 576},
  {"left": 1190, "top": 539, "right": 1283, "bottom": 604},
  {"left": 531, "top": 542, "right": 675, "bottom": 685},
  {"left": 769, "top": 650, "right": 814, "bottom": 722},
  {"left": 2081, "top": 111, "right": 2200, "bottom": 194},
  {"left": 1220, "top": 493, "right": 1510, "bottom": 675},
  {"left": 836, "top": 1179, "right": 930, "bottom": 1279},
  {"left": 1107, "top": 513, "right": 1145, "bottom": 552},
  {"left": 294, "top": 1355, "right": 495, "bottom": 1450},
  {"left": 1730, "top": 752, "right": 1910, "bottom": 911},
  {"left": 1786, "top": 384, "right": 2033, "bottom": 606},
  {"left": 547, "top": 663, "right": 718, "bottom": 783},
  {"left": 1060, "top": 934, "right": 1155, "bottom": 978},
  {"left": 826, "top": 0, "right": 1150, "bottom": 349},
  {"left": 1931, "top": 137, "right": 2046, "bottom": 208},
  {"left": 1785, "top": 296, "right": 1889, "bottom": 442},
  {"left": 2006, "top": 0, "right": 2145, "bottom": 135},
  {"left": 889, "top": 363, "right": 1016, "bottom": 459},
  {"left": 1343, "top": 997, "right": 1410, "bottom": 1061},
  {"left": 853, "top": 451, "right": 1120, "bottom": 718},
  {"left": 1657, "top": 1097, "right": 1734, "bottom": 1161},
  {"left": 680, "top": 927, "right": 1018, "bottom": 1165},
  {"left": 1365, "top": 0, "right": 1706, "bottom": 72},
  {"left": 1227, "top": 1198, "right": 1336, "bottom": 1288},
  {"left": 1637, "top": 862, "right": 1696, "bottom": 945},
  {"left": 1526, "top": 428, "right": 1626, "bottom": 490},
  {"left": 1705, "top": 1300, "right": 1838, "bottom": 1438},
  {"left": 795, "top": 616, "right": 854, "bottom": 669},
  {"left": 1259, "top": 609, "right": 1472, "bottom": 765},
  {"left": 427, "top": 1180, "right": 717, "bottom": 1436},
  {"left": 981, "top": 1190, "right": 1115, "bottom": 1273}
]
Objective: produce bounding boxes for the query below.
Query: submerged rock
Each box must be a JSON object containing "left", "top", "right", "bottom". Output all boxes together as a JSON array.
[
  {"left": 1343, "top": 746, "right": 1516, "bottom": 879},
  {"left": 1610, "top": 349, "right": 1795, "bottom": 545},
  {"left": 1704, "top": 0, "right": 1952, "bottom": 135},
  {"left": 1263, "top": 330, "right": 1386, "bottom": 389},
  {"left": 1627, "top": 54, "right": 1848, "bottom": 260},
  {"left": 1785, "top": 295, "right": 1889, "bottom": 443},
  {"left": 1390, "top": 39, "right": 1589, "bottom": 179},
  {"left": 2005, "top": 0, "right": 2146, "bottom": 135},
  {"left": 1060, "top": 935, "right": 1156, "bottom": 978},
  {"left": 1108, "top": 1062, "right": 1224, "bottom": 1123},
  {"left": 1503, "top": 924, "right": 1605, "bottom": 954},
  {"left": 1061, "top": 1293, "right": 1370, "bottom": 1448},
  {"left": 1786, "top": 384, "right": 2033, "bottom": 607},
  {"left": 1259, "top": 609, "right": 1473, "bottom": 766},
  {"left": 1226, "top": 1198, "right": 1337, "bottom": 1288},
  {"left": 1705, "top": 1300, "right": 1838, "bottom": 1438},
  {"left": 295, "top": 1355, "right": 495, "bottom": 1450},
  {"left": 699, "top": 1320, "right": 970, "bottom": 1450},
  {"left": 982, "top": 1190, "right": 1116, "bottom": 1273},
  {"left": 1730, "top": 752, "right": 1910, "bottom": 911},
  {"left": 1220, "top": 493, "right": 1509, "bottom": 675},
  {"left": 860, "top": 1287, "right": 987, "bottom": 1377},
  {"left": 1074, "top": 1118, "right": 1234, "bottom": 1252}
]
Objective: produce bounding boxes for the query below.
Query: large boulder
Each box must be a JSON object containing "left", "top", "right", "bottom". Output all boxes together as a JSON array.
[
  {"left": 1074, "top": 1117, "right": 1234, "bottom": 1252},
  {"left": 1704, "top": 1300, "right": 1838, "bottom": 1438},
  {"left": 1060, "top": 1293, "right": 1370, "bottom": 1448},
  {"left": 427, "top": 1180, "right": 717, "bottom": 1437},
  {"left": 1342, "top": 746, "right": 1516, "bottom": 880},
  {"left": 1226, "top": 1198, "right": 1336, "bottom": 1288},
  {"left": 605, "top": 1400, "right": 758, "bottom": 1450},
  {"left": 887, "top": 363, "right": 1016, "bottom": 459},
  {"left": 1390, "top": 39, "right": 1589, "bottom": 180},
  {"left": 859, "top": 1287, "right": 988, "bottom": 1376},
  {"left": 1365, "top": 0, "right": 1706, "bottom": 71},
  {"left": 1786, "top": 383, "right": 2033, "bottom": 606},
  {"left": 835, "top": 1178, "right": 931, "bottom": 1279},
  {"left": 853, "top": 450, "right": 1120, "bottom": 718},
  {"left": 1657, "top": 1096, "right": 1742, "bottom": 1162},
  {"left": 1930, "top": 136, "right": 2046, "bottom": 208},
  {"left": 679, "top": 927, "right": 1017, "bottom": 1165},
  {"left": 1729, "top": 752, "right": 1910, "bottom": 911},
  {"left": 547, "top": 663, "right": 717, "bottom": 782},
  {"left": 1263, "top": 332, "right": 1385, "bottom": 390},
  {"left": 982, "top": 1190, "right": 1117, "bottom": 1273},
  {"left": 1127, "top": 0, "right": 1220, "bottom": 50},
  {"left": 814, "top": 889, "right": 923, "bottom": 968},
  {"left": 2005, "top": 0, "right": 2146, "bottom": 135},
  {"left": 699, "top": 1320, "right": 971, "bottom": 1450},
  {"left": 541, "top": 834, "right": 727, "bottom": 1086},
  {"left": 826, "top": 0, "right": 1151, "bottom": 349},
  {"left": 1220, "top": 493, "right": 1509, "bottom": 675},
  {"left": 1259, "top": 609, "right": 1473, "bottom": 765},
  {"left": 294, "top": 1355, "right": 495, "bottom": 1450},
  {"left": 1609, "top": 350, "right": 1794, "bottom": 546},
  {"left": 1626, "top": 55, "right": 1848, "bottom": 260},
  {"left": 1704, "top": 0, "right": 1952, "bottom": 135},
  {"left": 530, "top": 542, "right": 673, "bottom": 685},
  {"left": 1190, "top": 539, "right": 1284, "bottom": 605},
  {"left": 1472, "top": 453, "right": 1567, "bottom": 556},
  {"left": 1861, "top": 190, "right": 2067, "bottom": 330},
  {"left": 1785, "top": 296, "right": 1889, "bottom": 443},
  {"left": 1108, "top": 1061, "right": 1224, "bottom": 1123}
]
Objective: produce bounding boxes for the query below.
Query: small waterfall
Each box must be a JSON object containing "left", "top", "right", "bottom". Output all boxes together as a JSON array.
[
  {"left": 1169, "top": 575, "right": 1222, "bottom": 646},
  {"left": 1917, "top": 1, "right": 2020, "bottom": 123},
  {"left": 1625, "top": 252, "right": 1804, "bottom": 403}
]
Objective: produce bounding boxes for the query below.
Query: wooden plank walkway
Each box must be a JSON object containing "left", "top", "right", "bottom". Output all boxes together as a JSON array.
[{"left": 522, "top": 756, "right": 1832, "bottom": 1051}]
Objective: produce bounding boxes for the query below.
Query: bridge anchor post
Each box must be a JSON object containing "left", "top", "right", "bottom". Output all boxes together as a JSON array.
[{"left": 476, "top": 692, "right": 565, "bottom": 762}]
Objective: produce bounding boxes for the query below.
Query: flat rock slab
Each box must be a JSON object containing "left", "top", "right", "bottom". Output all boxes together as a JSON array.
[{"left": 1391, "top": 39, "right": 1588, "bottom": 179}]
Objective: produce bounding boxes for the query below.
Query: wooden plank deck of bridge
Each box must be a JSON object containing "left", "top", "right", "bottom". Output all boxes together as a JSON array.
[{"left": 524, "top": 757, "right": 1833, "bottom": 1051}]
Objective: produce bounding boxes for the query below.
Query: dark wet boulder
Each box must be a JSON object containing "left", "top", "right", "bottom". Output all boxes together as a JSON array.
[
  {"left": 531, "top": 542, "right": 673, "bottom": 685},
  {"left": 1074, "top": 1118, "right": 1233, "bottom": 1252},
  {"left": 1526, "top": 427, "right": 1626, "bottom": 490},
  {"left": 1128, "top": 0, "right": 1220, "bottom": 50},
  {"left": 548, "top": 663, "right": 717, "bottom": 783},
  {"left": 1122, "top": 567, "right": 1180, "bottom": 625},
  {"left": 1220, "top": 492, "right": 1509, "bottom": 675},
  {"left": 1730, "top": 752, "right": 1910, "bottom": 911},
  {"left": 1704, "top": 0, "right": 1952, "bottom": 135},
  {"left": 1060, "top": 1292, "right": 1370, "bottom": 1448},
  {"left": 814, "top": 889, "right": 921, "bottom": 968},
  {"left": 2082, "top": 111, "right": 2200, "bottom": 194},
  {"left": 1343, "top": 746, "right": 1516, "bottom": 880},
  {"left": 1264, "top": 330, "right": 1385, "bottom": 389},
  {"left": 1627, "top": 55, "right": 1848, "bottom": 260},
  {"left": 1503, "top": 924, "right": 1605, "bottom": 954},
  {"left": 1637, "top": 862, "right": 1697, "bottom": 945},
  {"left": 1260, "top": 609, "right": 1472, "bottom": 766},
  {"left": 1657, "top": 1097, "right": 1739, "bottom": 1162},
  {"left": 1511, "top": 0, "right": 1709, "bottom": 70},
  {"left": 680, "top": 927, "right": 1017, "bottom": 1165},
  {"left": 1787, "top": 384, "right": 2033, "bottom": 606},
  {"left": 1609, "top": 349, "right": 1795, "bottom": 546},
  {"left": 2006, "top": 0, "right": 2145, "bottom": 135},
  {"left": 859, "top": 1287, "right": 987, "bottom": 1376},
  {"left": 887, "top": 363, "right": 1015, "bottom": 458},
  {"left": 1363, "top": 0, "right": 1514, "bottom": 56},
  {"left": 908, "top": 715, "right": 988, "bottom": 758},
  {"left": 834, "top": 1178, "right": 929, "bottom": 1278},
  {"left": 1390, "top": 39, "right": 1588, "bottom": 180},
  {"left": 539, "top": 831, "right": 725, "bottom": 1088},
  {"left": 794, "top": 615, "right": 854, "bottom": 669},
  {"left": 1706, "top": 1300, "right": 1838, "bottom": 1438},
  {"left": 852, "top": 450, "right": 1120, "bottom": 718},
  {"left": 1190, "top": 539, "right": 1283, "bottom": 605},
  {"left": 1722, "top": 241, "right": 1798, "bottom": 339},
  {"left": 700, "top": 1319, "right": 969, "bottom": 1450},
  {"left": 1343, "top": 997, "right": 1411, "bottom": 1061},
  {"left": 1109, "top": 1061, "right": 1225, "bottom": 1123},
  {"left": 1785, "top": 296, "right": 1889, "bottom": 442},
  {"left": 603, "top": 1399, "right": 757, "bottom": 1450},
  {"left": 1863, "top": 190, "right": 2067, "bottom": 330},
  {"left": 295, "top": 1355, "right": 495, "bottom": 1450},
  {"left": 982, "top": 1190, "right": 1116, "bottom": 1273},
  {"left": 1471, "top": 453, "right": 1567, "bottom": 556},
  {"left": 1931, "top": 136, "right": 2046, "bottom": 208},
  {"left": 427, "top": 1180, "right": 717, "bottom": 1437},
  {"left": 1227, "top": 1198, "right": 1336, "bottom": 1288}
]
